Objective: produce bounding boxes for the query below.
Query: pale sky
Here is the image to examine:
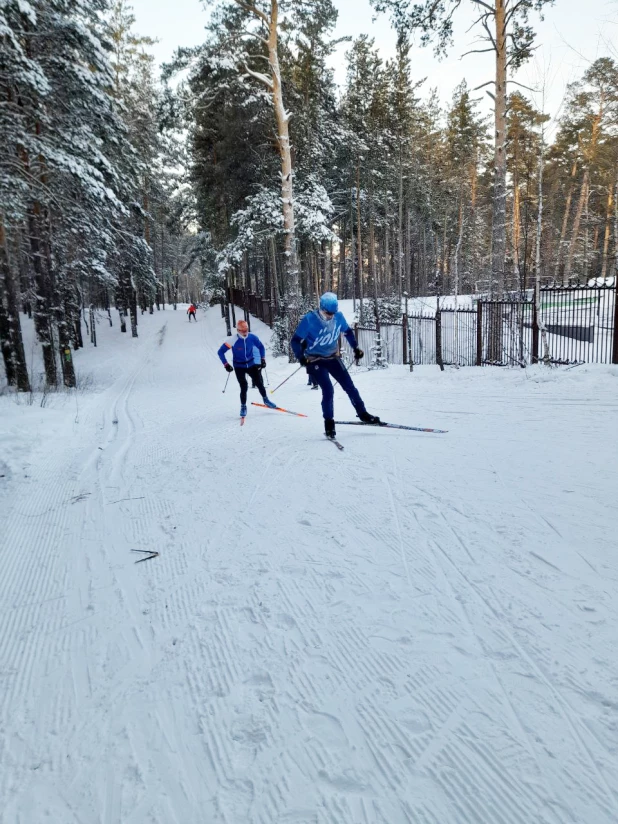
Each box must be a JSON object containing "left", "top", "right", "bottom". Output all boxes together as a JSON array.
[{"left": 130, "top": 0, "right": 618, "bottom": 133}]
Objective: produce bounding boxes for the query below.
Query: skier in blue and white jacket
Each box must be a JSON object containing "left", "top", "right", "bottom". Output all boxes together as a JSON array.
[
  {"left": 218, "top": 320, "right": 276, "bottom": 418},
  {"left": 291, "top": 293, "right": 380, "bottom": 439}
]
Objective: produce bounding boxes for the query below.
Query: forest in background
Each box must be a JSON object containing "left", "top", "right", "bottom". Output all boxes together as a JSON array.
[{"left": 1, "top": 0, "right": 617, "bottom": 389}]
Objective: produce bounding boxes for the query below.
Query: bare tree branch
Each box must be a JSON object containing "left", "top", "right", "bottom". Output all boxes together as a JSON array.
[
  {"left": 470, "top": 0, "right": 496, "bottom": 13},
  {"left": 232, "top": 0, "right": 270, "bottom": 26},
  {"left": 461, "top": 46, "right": 496, "bottom": 58},
  {"left": 242, "top": 62, "right": 273, "bottom": 90}
]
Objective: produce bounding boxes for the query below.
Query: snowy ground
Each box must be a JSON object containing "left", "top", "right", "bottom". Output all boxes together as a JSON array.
[{"left": 1, "top": 305, "right": 618, "bottom": 824}]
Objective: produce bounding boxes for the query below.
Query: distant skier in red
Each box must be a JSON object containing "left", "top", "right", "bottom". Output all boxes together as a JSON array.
[{"left": 187, "top": 303, "right": 197, "bottom": 322}]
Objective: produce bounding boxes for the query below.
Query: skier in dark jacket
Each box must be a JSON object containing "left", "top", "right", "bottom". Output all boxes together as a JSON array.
[
  {"left": 218, "top": 320, "right": 276, "bottom": 419},
  {"left": 291, "top": 292, "right": 380, "bottom": 439}
]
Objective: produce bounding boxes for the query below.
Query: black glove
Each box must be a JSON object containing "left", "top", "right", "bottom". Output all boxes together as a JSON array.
[
  {"left": 354, "top": 347, "right": 364, "bottom": 361},
  {"left": 299, "top": 355, "right": 308, "bottom": 367},
  {"left": 260, "top": 358, "right": 266, "bottom": 369},
  {"left": 224, "top": 363, "right": 233, "bottom": 373}
]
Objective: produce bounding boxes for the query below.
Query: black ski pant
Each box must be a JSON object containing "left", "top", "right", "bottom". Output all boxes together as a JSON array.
[
  {"left": 235, "top": 365, "right": 265, "bottom": 404},
  {"left": 188, "top": 312, "right": 196, "bottom": 321}
]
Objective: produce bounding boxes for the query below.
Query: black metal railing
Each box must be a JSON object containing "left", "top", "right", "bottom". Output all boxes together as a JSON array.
[
  {"left": 227, "top": 284, "right": 618, "bottom": 367},
  {"left": 533, "top": 285, "right": 615, "bottom": 364},
  {"left": 230, "top": 287, "right": 274, "bottom": 328},
  {"left": 477, "top": 301, "right": 533, "bottom": 366}
]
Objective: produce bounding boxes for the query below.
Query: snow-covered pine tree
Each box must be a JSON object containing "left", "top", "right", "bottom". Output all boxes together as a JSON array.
[
  {"left": 108, "top": 0, "right": 159, "bottom": 334},
  {"left": 371, "top": 0, "right": 555, "bottom": 297}
]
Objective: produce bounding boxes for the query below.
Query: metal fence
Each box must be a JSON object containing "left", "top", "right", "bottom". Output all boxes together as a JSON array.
[
  {"left": 356, "top": 323, "right": 405, "bottom": 365},
  {"left": 230, "top": 287, "right": 273, "bottom": 327},
  {"left": 439, "top": 309, "right": 478, "bottom": 366},
  {"left": 228, "top": 284, "right": 618, "bottom": 367},
  {"left": 477, "top": 301, "right": 534, "bottom": 366},
  {"left": 535, "top": 286, "right": 615, "bottom": 364},
  {"left": 478, "top": 287, "right": 616, "bottom": 365}
]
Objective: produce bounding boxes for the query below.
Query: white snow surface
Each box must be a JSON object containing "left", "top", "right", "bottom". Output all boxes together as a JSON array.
[{"left": 1, "top": 305, "right": 618, "bottom": 824}]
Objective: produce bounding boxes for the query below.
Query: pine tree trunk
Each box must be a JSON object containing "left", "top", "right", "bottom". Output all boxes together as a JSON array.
[
  {"left": 27, "top": 208, "right": 57, "bottom": 386},
  {"left": 600, "top": 186, "right": 614, "bottom": 280},
  {"left": 270, "top": 237, "right": 280, "bottom": 310},
  {"left": 512, "top": 179, "right": 522, "bottom": 288},
  {"left": 339, "top": 225, "right": 345, "bottom": 298},
  {"left": 350, "top": 191, "right": 356, "bottom": 311},
  {"left": 0, "top": 221, "right": 29, "bottom": 390},
  {"left": 534, "top": 123, "right": 550, "bottom": 363},
  {"left": 555, "top": 161, "right": 577, "bottom": 281},
  {"left": 368, "top": 184, "right": 376, "bottom": 301},
  {"left": 254, "top": 0, "right": 298, "bottom": 320},
  {"left": 565, "top": 101, "right": 603, "bottom": 281},
  {"left": 470, "top": 156, "right": 478, "bottom": 288},
  {"left": 491, "top": 0, "right": 508, "bottom": 296},
  {"left": 398, "top": 148, "right": 404, "bottom": 301},
  {"left": 74, "top": 311, "right": 84, "bottom": 349},
  {"left": 384, "top": 214, "right": 390, "bottom": 296},
  {"left": 0, "top": 295, "right": 13, "bottom": 386},
  {"left": 55, "top": 279, "right": 76, "bottom": 388},
  {"left": 130, "top": 289, "right": 138, "bottom": 337},
  {"left": 564, "top": 171, "right": 590, "bottom": 281},
  {"left": 356, "top": 165, "right": 364, "bottom": 322}
]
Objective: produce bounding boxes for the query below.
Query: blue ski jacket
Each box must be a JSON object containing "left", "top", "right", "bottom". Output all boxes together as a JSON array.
[
  {"left": 291, "top": 309, "right": 357, "bottom": 360},
  {"left": 218, "top": 333, "right": 265, "bottom": 369}
]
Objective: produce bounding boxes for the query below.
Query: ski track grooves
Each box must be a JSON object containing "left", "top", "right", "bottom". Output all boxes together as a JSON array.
[
  {"left": 410, "top": 485, "right": 618, "bottom": 822},
  {"left": 2, "top": 308, "right": 617, "bottom": 824}
]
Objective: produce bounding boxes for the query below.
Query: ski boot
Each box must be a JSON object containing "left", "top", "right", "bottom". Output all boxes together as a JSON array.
[
  {"left": 261, "top": 396, "right": 277, "bottom": 409},
  {"left": 240, "top": 404, "right": 247, "bottom": 417},
  {"left": 311, "top": 383, "right": 319, "bottom": 390},
  {"left": 358, "top": 411, "right": 381, "bottom": 425},
  {"left": 324, "top": 418, "right": 336, "bottom": 439}
]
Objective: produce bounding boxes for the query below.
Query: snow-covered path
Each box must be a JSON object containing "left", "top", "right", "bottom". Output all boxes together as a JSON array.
[{"left": 1, "top": 306, "right": 618, "bottom": 824}]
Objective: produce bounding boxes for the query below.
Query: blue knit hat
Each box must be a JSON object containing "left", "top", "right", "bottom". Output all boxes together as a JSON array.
[{"left": 319, "top": 292, "right": 338, "bottom": 313}]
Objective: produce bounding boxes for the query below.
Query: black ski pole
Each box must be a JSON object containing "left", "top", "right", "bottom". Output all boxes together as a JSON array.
[
  {"left": 222, "top": 372, "right": 231, "bottom": 393},
  {"left": 270, "top": 365, "right": 302, "bottom": 394}
]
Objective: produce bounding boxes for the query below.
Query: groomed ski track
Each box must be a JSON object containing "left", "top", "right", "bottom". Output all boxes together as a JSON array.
[{"left": 1, "top": 306, "right": 618, "bottom": 824}]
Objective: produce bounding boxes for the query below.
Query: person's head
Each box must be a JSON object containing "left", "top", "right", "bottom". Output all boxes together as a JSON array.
[
  {"left": 319, "top": 292, "right": 338, "bottom": 319},
  {"left": 237, "top": 320, "right": 249, "bottom": 337}
]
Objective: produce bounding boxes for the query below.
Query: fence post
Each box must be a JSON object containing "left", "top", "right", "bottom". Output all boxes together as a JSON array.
[
  {"left": 436, "top": 309, "right": 444, "bottom": 371},
  {"left": 229, "top": 284, "right": 236, "bottom": 327},
  {"left": 224, "top": 294, "right": 232, "bottom": 336},
  {"left": 613, "top": 277, "right": 618, "bottom": 364},
  {"left": 402, "top": 313, "right": 408, "bottom": 364},
  {"left": 532, "top": 301, "right": 540, "bottom": 364},
  {"left": 90, "top": 305, "right": 96, "bottom": 347},
  {"left": 408, "top": 325, "right": 413, "bottom": 372},
  {"left": 476, "top": 301, "right": 482, "bottom": 366}
]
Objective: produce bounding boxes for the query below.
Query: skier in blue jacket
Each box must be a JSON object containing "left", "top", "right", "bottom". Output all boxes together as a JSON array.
[
  {"left": 218, "top": 320, "right": 276, "bottom": 418},
  {"left": 291, "top": 293, "right": 380, "bottom": 439}
]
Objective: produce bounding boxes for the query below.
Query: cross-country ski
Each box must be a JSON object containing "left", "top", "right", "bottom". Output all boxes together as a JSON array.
[
  {"left": 325, "top": 434, "right": 345, "bottom": 450},
  {"left": 334, "top": 420, "right": 448, "bottom": 434},
  {"left": 251, "top": 402, "right": 308, "bottom": 417}
]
